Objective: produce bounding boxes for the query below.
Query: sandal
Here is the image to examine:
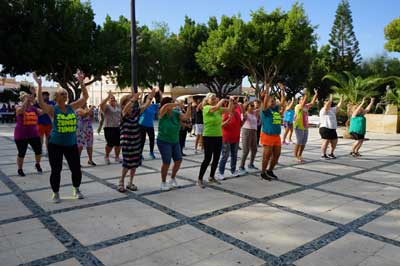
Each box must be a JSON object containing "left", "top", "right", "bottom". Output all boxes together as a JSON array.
[
  {"left": 117, "top": 180, "right": 126, "bottom": 193},
  {"left": 126, "top": 184, "right": 138, "bottom": 191}
]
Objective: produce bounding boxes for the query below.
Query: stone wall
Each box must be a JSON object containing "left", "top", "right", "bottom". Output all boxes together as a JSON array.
[{"left": 365, "top": 114, "right": 400, "bottom": 134}]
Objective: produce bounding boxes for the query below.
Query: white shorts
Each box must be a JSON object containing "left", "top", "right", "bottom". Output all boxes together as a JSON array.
[{"left": 195, "top": 124, "right": 204, "bottom": 135}]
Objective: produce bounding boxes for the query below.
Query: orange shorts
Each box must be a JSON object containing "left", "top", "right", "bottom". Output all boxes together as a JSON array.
[
  {"left": 260, "top": 132, "right": 281, "bottom": 147},
  {"left": 38, "top": 124, "right": 52, "bottom": 137}
]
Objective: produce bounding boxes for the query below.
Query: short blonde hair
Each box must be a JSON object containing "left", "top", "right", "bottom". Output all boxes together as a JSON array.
[
  {"left": 203, "top": 93, "right": 216, "bottom": 105},
  {"left": 19, "top": 91, "right": 29, "bottom": 101},
  {"left": 53, "top": 88, "right": 68, "bottom": 101}
]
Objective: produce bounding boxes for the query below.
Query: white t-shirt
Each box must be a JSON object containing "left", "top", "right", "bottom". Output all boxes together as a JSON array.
[
  {"left": 319, "top": 107, "right": 337, "bottom": 129},
  {"left": 242, "top": 113, "right": 258, "bottom": 130}
]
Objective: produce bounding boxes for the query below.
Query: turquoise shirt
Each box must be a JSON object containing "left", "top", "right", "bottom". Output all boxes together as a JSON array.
[
  {"left": 261, "top": 106, "right": 281, "bottom": 135},
  {"left": 49, "top": 105, "right": 77, "bottom": 146},
  {"left": 349, "top": 115, "right": 366, "bottom": 135}
]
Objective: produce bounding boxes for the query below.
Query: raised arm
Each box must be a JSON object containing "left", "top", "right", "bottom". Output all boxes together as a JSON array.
[
  {"left": 279, "top": 83, "right": 286, "bottom": 114},
  {"left": 159, "top": 103, "right": 179, "bottom": 118},
  {"left": 285, "top": 97, "right": 295, "bottom": 111},
  {"left": 222, "top": 113, "right": 233, "bottom": 127},
  {"left": 70, "top": 70, "right": 89, "bottom": 111},
  {"left": 15, "top": 96, "right": 32, "bottom": 115},
  {"left": 100, "top": 91, "right": 112, "bottom": 112},
  {"left": 322, "top": 94, "right": 333, "bottom": 113},
  {"left": 336, "top": 95, "right": 344, "bottom": 114},
  {"left": 33, "top": 72, "right": 53, "bottom": 115},
  {"left": 196, "top": 101, "right": 203, "bottom": 112},
  {"left": 122, "top": 93, "right": 140, "bottom": 117},
  {"left": 299, "top": 88, "right": 308, "bottom": 109},
  {"left": 364, "top": 98, "right": 375, "bottom": 114},
  {"left": 261, "top": 85, "right": 271, "bottom": 111},
  {"left": 179, "top": 103, "right": 192, "bottom": 121},
  {"left": 140, "top": 88, "right": 157, "bottom": 114},
  {"left": 309, "top": 88, "right": 318, "bottom": 106},
  {"left": 352, "top": 98, "right": 365, "bottom": 117}
]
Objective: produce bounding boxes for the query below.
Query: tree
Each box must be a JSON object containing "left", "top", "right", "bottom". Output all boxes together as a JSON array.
[
  {"left": 329, "top": 0, "right": 361, "bottom": 72},
  {"left": 384, "top": 18, "right": 400, "bottom": 52},
  {"left": 195, "top": 15, "right": 246, "bottom": 98},
  {"left": 0, "top": 0, "right": 124, "bottom": 101}
]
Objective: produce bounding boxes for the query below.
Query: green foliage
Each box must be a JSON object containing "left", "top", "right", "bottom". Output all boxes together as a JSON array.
[
  {"left": 307, "top": 45, "right": 334, "bottom": 99},
  {"left": 384, "top": 79, "right": 400, "bottom": 107},
  {"left": 384, "top": 18, "right": 400, "bottom": 52},
  {"left": 329, "top": 0, "right": 361, "bottom": 72},
  {"left": 323, "top": 71, "right": 396, "bottom": 104}
]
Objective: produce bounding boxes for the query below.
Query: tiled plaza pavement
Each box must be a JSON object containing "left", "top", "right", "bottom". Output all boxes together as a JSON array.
[{"left": 0, "top": 124, "right": 400, "bottom": 266}]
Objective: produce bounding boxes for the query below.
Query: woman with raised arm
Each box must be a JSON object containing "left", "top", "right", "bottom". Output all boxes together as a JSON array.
[
  {"left": 194, "top": 99, "right": 204, "bottom": 153},
  {"left": 260, "top": 83, "right": 286, "bottom": 180},
  {"left": 116, "top": 88, "right": 156, "bottom": 193},
  {"left": 282, "top": 97, "right": 295, "bottom": 145},
  {"left": 34, "top": 71, "right": 88, "bottom": 203},
  {"left": 76, "top": 103, "right": 96, "bottom": 166},
  {"left": 293, "top": 88, "right": 318, "bottom": 163},
  {"left": 197, "top": 93, "right": 232, "bottom": 188},
  {"left": 319, "top": 95, "right": 343, "bottom": 159},
  {"left": 157, "top": 97, "right": 192, "bottom": 191},
  {"left": 99, "top": 91, "right": 122, "bottom": 164},
  {"left": 237, "top": 100, "right": 259, "bottom": 175},
  {"left": 349, "top": 97, "right": 374, "bottom": 157},
  {"left": 14, "top": 90, "right": 43, "bottom": 176}
]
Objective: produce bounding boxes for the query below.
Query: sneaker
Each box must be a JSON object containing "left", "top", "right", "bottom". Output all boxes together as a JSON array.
[
  {"left": 17, "top": 169, "right": 25, "bottom": 177},
  {"left": 208, "top": 177, "right": 221, "bottom": 185},
  {"left": 231, "top": 171, "right": 240, "bottom": 177},
  {"left": 328, "top": 154, "right": 337, "bottom": 159},
  {"left": 115, "top": 157, "right": 122, "bottom": 163},
  {"left": 215, "top": 172, "right": 225, "bottom": 181},
  {"left": 149, "top": 152, "right": 156, "bottom": 159},
  {"left": 197, "top": 180, "right": 206, "bottom": 189},
  {"left": 261, "top": 172, "right": 272, "bottom": 181},
  {"left": 238, "top": 167, "right": 247, "bottom": 176},
  {"left": 282, "top": 141, "right": 289, "bottom": 145},
  {"left": 104, "top": 156, "right": 111, "bottom": 165},
  {"left": 160, "top": 182, "right": 171, "bottom": 191},
  {"left": 169, "top": 179, "right": 178, "bottom": 188},
  {"left": 88, "top": 160, "right": 97, "bottom": 166},
  {"left": 267, "top": 170, "right": 278, "bottom": 180},
  {"left": 51, "top": 192, "right": 61, "bottom": 203},
  {"left": 35, "top": 163, "right": 43, "bottom": 173},
  {"left": 248, "top": 164, "right": 258, "bottom": 170},
  {"left": 72, "top": 187, "right": 84, "bottom": 199},
  {"left": 320, "top": 154, "right": 330, "bottom": 160},
  {"left": 289, "top": 140, "right": 294, "bottom": 144}
]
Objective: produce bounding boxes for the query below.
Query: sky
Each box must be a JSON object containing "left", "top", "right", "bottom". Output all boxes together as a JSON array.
[{"left": 90, "top": 0, "right": 400, "bottom": 59}]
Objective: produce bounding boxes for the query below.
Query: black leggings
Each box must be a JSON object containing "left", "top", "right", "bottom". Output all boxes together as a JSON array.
[
  {"left": 140, "top": 126, "right": 155, "bottom": 153},
  {"left": 179, "top": 129, "right": 187, "bottom": 152},
  {"left": 48, "top": 143, "right": 82, "bottom": 193},
  {"left": 15, "top": 137, "right": 42, "bottom": 158},
  {"left": 198, "top": 136, "right": 222, "bottom": 180}
]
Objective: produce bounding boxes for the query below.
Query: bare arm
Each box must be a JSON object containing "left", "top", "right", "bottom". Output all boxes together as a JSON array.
[
  {"left": 33, "top": 72, "right": 54, "bottom": 115},
  {"left": 285, "top": 97, "right": 295, "bottom": 111},
  {"left": 15, "top": 97, "right": 31, "bottom": 115},
  {"left": 100, "top": 91, "right": 112, "bottom": 112},
  {"left": 364, "top": 98, "right": 375, "bottom": 114},
  {"left": 336, "top": 95, "right": 344, "bottom": 114},
  {"left": 140, "top": 88, "right": 156, "bottom": 114},
  {"left": 322, "top": 94, "right": 333, "bottom": 114},
  {"left": 179, "top": 104, "right": 192, "bottom": 121},
  {"left": 279, "top": 83, "right": 286, "bottom": 115},
  {"left": 159, "top": 103, "right": 179, "bottom": 118},
  {"left": 308, "top": 88, "right": 318, "bottom": 107},
  {"left": 122, "top": 93, "right": 140, "bottom": 117},
  {"left": 209, "top": 99, "right": 228, "bottom": 113},
  {"left": 299, "top": 88, "right": 308, "bottom": 109},
  {"left": 196, "top": 101, "right": 203, "bottom": 112},
  {"left": 71, "top": 70, "right": 89, "bottom": 111},
  {"left": 352, "top": 98, "right": 365, "bottom": 117},
  {"left": 222, "top": 113, "right": 232, "bottom": 127},
  {"left": 261, "top": 85, "right": 271, "bottom": 110}
]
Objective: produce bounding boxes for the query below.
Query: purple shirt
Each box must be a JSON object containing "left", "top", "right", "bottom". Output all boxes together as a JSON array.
[{"left": 14, "top": 106, "right": 39, "bottom": 140}]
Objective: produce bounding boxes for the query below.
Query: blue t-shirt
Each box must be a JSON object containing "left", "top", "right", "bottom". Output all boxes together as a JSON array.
[
  {"left": 35, "top": 100, "right": 55, "bottom": 125},
  {"left": 49, "top": 105, "right": 77, "bottom": 146},
  {"left": 283, "top": 109, "right": 294, "bottom": 123},
  {"left": 139, "top": 104, "right": 158, "bottom": 128},
  {"left": 261, "top": 106, "right": 281, "bottom": 135}
]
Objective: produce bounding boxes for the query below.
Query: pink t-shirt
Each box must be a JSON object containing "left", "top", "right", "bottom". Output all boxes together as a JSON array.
[
  {"left": 222, "top": 106, "right": 242, "bottom": 143},
  {"left": 242, "top": 113, "right": 258, "bottom": 130},
  {"left": 14, "top": 106, "right": 39, "bottom": 140}
]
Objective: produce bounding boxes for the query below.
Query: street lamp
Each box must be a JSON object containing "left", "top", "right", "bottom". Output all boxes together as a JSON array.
[{"left": 131, "top": 0, "right": 138, "bottom": 93}]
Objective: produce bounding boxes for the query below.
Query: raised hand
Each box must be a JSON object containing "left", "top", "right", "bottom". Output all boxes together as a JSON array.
[
  {"left": 131, "top": 92, "right": 140, "bottom": 102},
  {"left": 32, "top": 72, "right": 42, "bottom": 87},
  {"left": 313, "top": 88, "right": 318, "bottom": 95},
  {"left": 76, "top": 69, "right": 85, "bottom": 84},
  {"left": 370, "top": 97, "right": 375, "bottom": 103}
]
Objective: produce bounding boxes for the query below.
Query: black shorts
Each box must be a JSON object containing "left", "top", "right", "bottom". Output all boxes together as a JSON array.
[
  {"left": 351, "top": 132, "right": 365, "bottom": 140},
  {"left": 15, "top": 137, "right": 42, "bottom": 158},
  {"left": 319, "top": 127, "right": 338, "bottom": 140},
  {"left": 104, "top": 127, "right": 120, "bottom": 147}
]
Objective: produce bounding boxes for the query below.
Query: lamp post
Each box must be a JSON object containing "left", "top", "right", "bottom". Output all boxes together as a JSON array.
[{"left": 131, "top": 0, "right": 138, "bottom": 93}]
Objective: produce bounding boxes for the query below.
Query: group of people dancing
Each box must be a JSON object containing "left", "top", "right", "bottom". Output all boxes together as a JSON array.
[{"left": 13, "top": 72, "right": 373, "bottom": 202}]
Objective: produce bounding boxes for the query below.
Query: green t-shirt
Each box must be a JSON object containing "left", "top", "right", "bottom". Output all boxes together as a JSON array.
[
  {"left": 202, "top": 105, "right": 222, "bottom": 137},
  {"left": 349, "top": 115, "right": 366, "bottom": 135},
  {"left": 157, "top": 109, "right": 181, "bottom": 144}
]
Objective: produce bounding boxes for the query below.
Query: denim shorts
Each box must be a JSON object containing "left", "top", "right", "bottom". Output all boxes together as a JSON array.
[
  {"left": 295, "top": 128, "right": 309, "bottom": 145},
  {"left": 157, "top": 139, "right": 182, "bottom": 164}
]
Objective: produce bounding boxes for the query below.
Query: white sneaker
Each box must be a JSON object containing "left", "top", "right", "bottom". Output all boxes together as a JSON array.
[
  {"left": 115, "top": 157, "right": 122, "bottom": 163},
  {"left": 160, "top": 182, "right": 171, "bottom": 191},
  {"left": 104, "top": 156, "right": 111, "bottom": 165},
  {"left": 238, "top": 168, "right": 247, "bottom": 176},
  {"left": 230, "top": 171, "right": 240, "bottom": 177},
  {"left": 215, "top": 172, "right": 225, "bottom": 180},
  {"left": 169, "top": 179, "right": 178, "bottom": 188}
]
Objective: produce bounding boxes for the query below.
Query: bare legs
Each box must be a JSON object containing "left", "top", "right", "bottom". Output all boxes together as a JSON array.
[
  {"left": 161, "top": 160, "right": 182, "bottom": 182},
  {"left": 195, "top": 135, "right": 203, "bottom": 152},
  {"left": 352, "top": 140, "right": 364, "bottom": 154},
  {"left": 105, "top": 145, "right": 121, "bottom": 159},
  {"left": 261, "top": 145, "right": 281, "bottom": 173},
  {"left": 79, "top": 146, "right": 94, "bottom": 163},
  {"left": 282, "top": 128, "right": 293, "bottom": 143}
]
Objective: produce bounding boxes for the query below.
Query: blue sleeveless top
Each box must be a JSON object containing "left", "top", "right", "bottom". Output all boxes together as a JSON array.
[{"left": 49, "top": 105, "right": 77, "bottom": 146}]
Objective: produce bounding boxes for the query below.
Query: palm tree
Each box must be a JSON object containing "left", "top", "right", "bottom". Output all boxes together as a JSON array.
[{"left": 323, "top": 71, "right": 398, "bottom": 137}]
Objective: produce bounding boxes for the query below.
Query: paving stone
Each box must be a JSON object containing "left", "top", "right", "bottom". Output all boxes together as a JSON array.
[
  {"left": 361, "top": 210, "right": 400, "bottom": 240},
  {"left": 0, "top": 194, "right": 32, "bottom": 221}
]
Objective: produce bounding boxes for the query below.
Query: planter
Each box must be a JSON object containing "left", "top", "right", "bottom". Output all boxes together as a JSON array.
[{"left": 365, "top": 114, "right": 400, "bottom": 134}]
